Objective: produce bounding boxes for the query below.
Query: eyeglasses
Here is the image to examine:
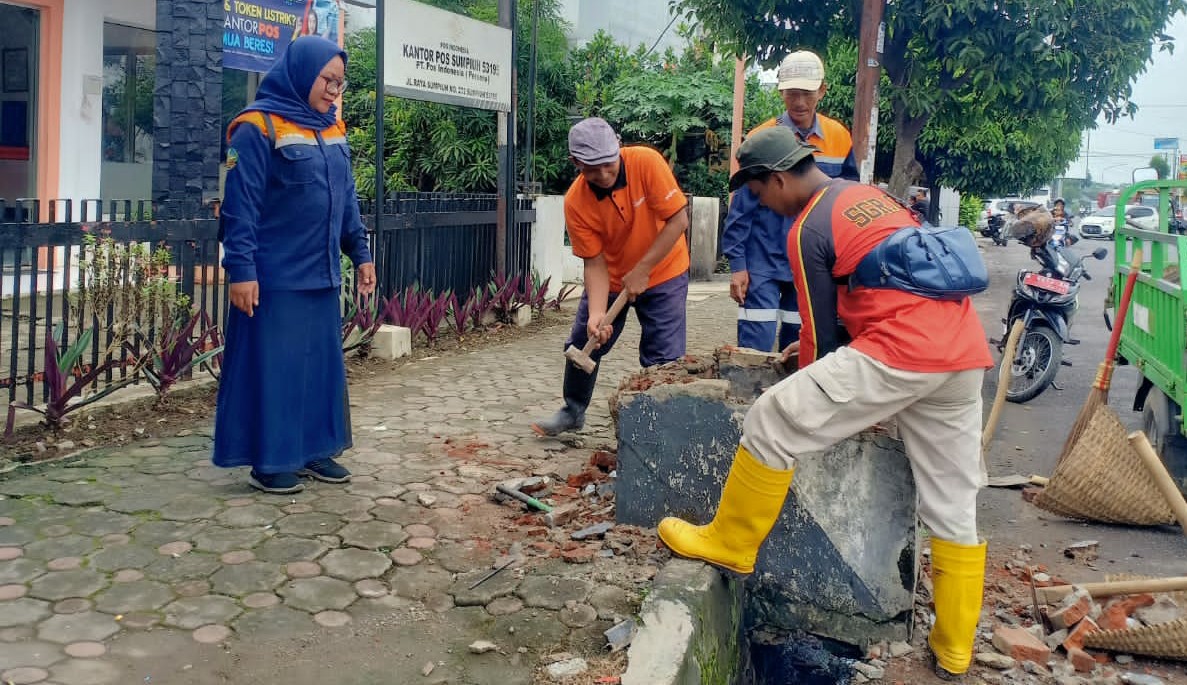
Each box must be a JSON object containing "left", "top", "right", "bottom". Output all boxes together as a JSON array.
[{"left": 320, "top": 75, "right": 347, "bottom": 95}]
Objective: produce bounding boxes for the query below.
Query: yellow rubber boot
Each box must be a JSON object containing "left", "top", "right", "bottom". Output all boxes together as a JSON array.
[
  {"left": 656, "top": 446, "right": 793, "bottom": 575},
  {"left": 928, "top": 537, "right": 988, "bottom": 677}
]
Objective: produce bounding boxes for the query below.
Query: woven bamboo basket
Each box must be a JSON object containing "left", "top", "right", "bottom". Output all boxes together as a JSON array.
[{"left": 1033, "top": 406, "right": 1175, "bottom": 525}]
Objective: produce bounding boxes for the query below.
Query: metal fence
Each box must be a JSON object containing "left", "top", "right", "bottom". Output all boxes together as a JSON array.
[{"left": 0, "top": 194, "right": 535, "bottom": 404}]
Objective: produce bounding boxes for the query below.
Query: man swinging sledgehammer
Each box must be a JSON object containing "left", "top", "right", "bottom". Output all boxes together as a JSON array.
[
  {"left": 532, "top": 118, "right": 691, "bottom": 436},
  {"left": 658, "top": 127, "right": 993, "bottom": 679}
]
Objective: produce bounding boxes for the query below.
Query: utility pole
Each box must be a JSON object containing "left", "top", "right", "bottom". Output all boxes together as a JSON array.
[
  {"left": 852, "top": 0, "right": 885, "bottom": 185},
  {"left": 522, "top": 0, "right": 539, "bottom": 190},
  {"left": 496, "top": 0, "right": 517, "bottom": 277},
  {"left": 374, "top": 0, "right": 385, "bottom": 244}
]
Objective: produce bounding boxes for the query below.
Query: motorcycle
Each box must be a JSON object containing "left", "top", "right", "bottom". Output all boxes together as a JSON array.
[
  {"left": 996, "top": 241, "right": 1109, "bottom": 403},
  {"left": 982, "top": 213, "right": 1010, "bottom": 246},
  {"left": 1050, "top": 216, "right": 1078, "bottom": 247}
]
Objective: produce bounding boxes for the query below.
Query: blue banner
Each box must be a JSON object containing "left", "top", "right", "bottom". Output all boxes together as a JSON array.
[{"left": 223, "top": 0, "right": 343, "bottom": 73}]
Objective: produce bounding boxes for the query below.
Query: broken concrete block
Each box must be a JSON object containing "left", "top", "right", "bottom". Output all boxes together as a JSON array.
[
  {"left": 511, "top": 307, "right": 532, "bottom": 328},
  {"left": 714, "top": 346, "right": 791, "bottom": 398},
  {"left": 614, "top": 355, "right": 918, "bottom": 646},
  {"left": 1135, "top": 595, "right": 1183, "bottom": 626},
  {"left": 372, "top": 325, "right": 411, "bottom": 360}
]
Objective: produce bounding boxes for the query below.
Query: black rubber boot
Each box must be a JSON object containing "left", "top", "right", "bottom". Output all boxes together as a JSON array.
[{"left": 532, "top": 365, "right": 599, "bottom": 436}]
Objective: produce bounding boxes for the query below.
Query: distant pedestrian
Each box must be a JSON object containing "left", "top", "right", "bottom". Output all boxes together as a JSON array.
[
  {"left": 531, "top": 118, "right": 690, "bottom": 436},
  {"left": 214, "top": 37, "right": 375, "bottom": 494}
]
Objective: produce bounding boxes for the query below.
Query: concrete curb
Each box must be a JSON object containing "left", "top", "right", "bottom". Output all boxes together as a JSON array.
[{"left": 622, "top": 559, "right": 746, "bottom": 685}]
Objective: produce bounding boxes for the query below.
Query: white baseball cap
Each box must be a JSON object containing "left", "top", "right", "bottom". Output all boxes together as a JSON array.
[{"left": 777, "top": 51, "right": 825, "bottom": 91}]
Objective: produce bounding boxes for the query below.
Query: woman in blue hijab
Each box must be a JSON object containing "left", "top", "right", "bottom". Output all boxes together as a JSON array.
[{"left": 214, "top": 36, "right": 375, "bottom": 494}]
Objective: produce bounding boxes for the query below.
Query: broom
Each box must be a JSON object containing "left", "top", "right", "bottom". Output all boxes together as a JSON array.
[{"left": 1056, "top": 247, "right": 1143, "bottom": 466}]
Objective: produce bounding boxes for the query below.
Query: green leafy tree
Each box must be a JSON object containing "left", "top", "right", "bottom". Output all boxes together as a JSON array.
[
  {"left": 672, "top": 0, "right": 1183, "bottom": 197},
  {"left": 1150, "top": 154, "right": 1171, "bottom": 180}
]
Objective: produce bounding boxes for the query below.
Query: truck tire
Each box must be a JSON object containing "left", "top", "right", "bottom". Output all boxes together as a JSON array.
[{"left": 1140, "top": 386, "right": 1187, "bottom": 498}]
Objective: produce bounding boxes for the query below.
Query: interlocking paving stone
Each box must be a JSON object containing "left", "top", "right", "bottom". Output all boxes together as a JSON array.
[
  {"left": 51, "top": 657, "right": 122, "bottom": 685},
  {"left": 210, "top": 561, "right": 285, "bottom": 596},
  {"left": 313, "top": 610, "right": 351, "bottom": 627},
  {"left": 0, "top": 639, "right": 64, "bottom": 667},
  {"left": 158, "top": 495, "right": 222, "bottom": 522},
  {"left": 232, "top": 605, "right": 315, "bottom": 641},
  {"left": 173, "top": 579, "right": 211, "bottom": 597},
  {"left": 338, "top": 521, "right": 408, "bottom": 550},
  {"left": 279, "top": 576, "right": 358, "bottom": 612},
  {"left": 88, "top": 545, "right": 158, "bottom": 572},
  {"left": 516, "top": 576, "right": 592, "bottom": 610},
  {"left": 24, "top": 536, "right": 95, "bottom": 560},
  {"left": 254, "top": 536, "right": 328, "bottom": 564},
  {"left": 69, "top": 511, "right": 138, "bottom": 537},
  {"left": 449, "top": 569, "right": 521, "bottom": 607},
  {"left": 485, "top": 596, "right": 524, "bottom": 616},
  {"left": 319, "top": 548, "right": 392, "bottom": 581},
  {"left": 42, "top": 483, "right": 116, "bottom": 507},
  {"left": 0, "top": 546, "right": 23, "bottom": 560},
  {"left": 28, "top": 570, "right": 108, "bottom": 602},
  {"left": 93, "top": 580, "right": 173, "bottom": 614},
  {"left": 51, "top": 599, "right": 91, "bottom": 615},
  {"left": 432, "top": 540, "right": 495, "bottom": 573},
  {"left": 45, "top": 558, "right": 82, "bottom": 572},
  {"left": 131, "top": 521, "right": 206, "bottom": 548},
  {"left": 192, "top": 624, "right": 231, "bottom": 644},
  {"left": 214, "top": 504, "right": 283, "bottom": 528},
  {"left": 242, "top": 592, "right": 280, "bottom": 608},
  {"left": 0, "top": 666, "right": 51, "bottom": 684},
  {"left": 192, "top": 526, "right": 268, "bottom": 553},
  {"left": 63, "top": 641, "right": 106, "bottom": 658},
  {"left": 391, "top": 565, "right": 453, "bottom": 601},
  {"left": 143, "top": 553, "right": 221, "bottom": 583},
  {"left": 162, "top": 596, "right": 243, "bottom": 629},
  {"left": 274, "top": 512, "right": 343, "bottom": 536},
  {"left": 389, "top": 549, "right": 423, "bottom": 567},
  {"left": 37, "top": 611, "right": 120, "bottom": 643}
]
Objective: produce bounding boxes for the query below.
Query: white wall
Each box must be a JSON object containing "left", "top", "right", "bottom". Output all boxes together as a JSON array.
[
  {"left": 55, "top": 0, "right": 154, "bottom": 205},
  {"left": 531, "top": 195, "right": 567, "bottom": 297}
]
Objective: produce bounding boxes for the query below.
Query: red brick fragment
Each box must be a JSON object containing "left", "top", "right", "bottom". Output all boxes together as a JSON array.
[{"left": 992, "top": 627, "right": 1051, "bottom": 665}]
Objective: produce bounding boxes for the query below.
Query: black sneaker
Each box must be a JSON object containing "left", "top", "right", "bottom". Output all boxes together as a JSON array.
[
  {"left": 249, "top": 471, "right": 305, "bottom": 494},
  {"left": 298, "top": 458, "right": 352, "bottom": 483}
]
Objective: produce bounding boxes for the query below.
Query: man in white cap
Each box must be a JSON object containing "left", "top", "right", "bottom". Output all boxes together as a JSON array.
[
  {"left": 532, "top": 117, "right": 691, "bottom": 436},
  {"left": 721, "top": 49, "right": 858, "bottom": 354}
]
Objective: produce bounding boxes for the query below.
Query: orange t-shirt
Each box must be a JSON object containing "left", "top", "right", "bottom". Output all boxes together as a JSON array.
[
  {"left": 790, "top": 181, "right": 993, "bottom": 373},
  {"left": 564, "top": 146, "right": 690, "bottom": 290}
]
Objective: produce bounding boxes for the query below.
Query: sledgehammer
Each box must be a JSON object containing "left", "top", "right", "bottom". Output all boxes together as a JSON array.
[{"left": 564, "top": 291, "right": 630, "bottom": 373}]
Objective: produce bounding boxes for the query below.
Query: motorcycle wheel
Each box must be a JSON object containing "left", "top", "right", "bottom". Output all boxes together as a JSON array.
[
  {"left": 994, "top": 233, "right": 1009, "bottom": 246},
  {"left": 1005, "top": 325, "right": 1062, "bottom": 404}
]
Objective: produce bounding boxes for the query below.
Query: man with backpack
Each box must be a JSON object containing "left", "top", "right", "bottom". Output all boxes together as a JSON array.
[{"left": 657, "top": 127, "right": 993, "bottom": 679}]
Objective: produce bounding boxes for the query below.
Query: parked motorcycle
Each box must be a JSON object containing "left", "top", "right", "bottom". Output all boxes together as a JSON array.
[
  {"left": 996, "top": 241, "right": 1109, "bottom": 403},
  {"left": 982, "top": 214, "right": 1010, "bottom": 246}
]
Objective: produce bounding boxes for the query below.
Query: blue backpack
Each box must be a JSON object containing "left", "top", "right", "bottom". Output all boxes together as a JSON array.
[{"left": 849, "top": 225, "right": 989, "bottom": 301}]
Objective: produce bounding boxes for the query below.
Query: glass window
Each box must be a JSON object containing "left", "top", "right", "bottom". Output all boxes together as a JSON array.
[{"left": 102, "top": 23, "right": 155, "bottom": 165}]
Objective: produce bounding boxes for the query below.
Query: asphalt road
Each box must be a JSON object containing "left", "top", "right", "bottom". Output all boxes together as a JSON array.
[{"left": 974, "top": 236, "right": 1187, "bottom": 580}]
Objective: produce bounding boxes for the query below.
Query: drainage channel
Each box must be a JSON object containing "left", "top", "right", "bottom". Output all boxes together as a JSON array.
[{"left": 750, "top": 632, "right": 862, "bottom": 685}]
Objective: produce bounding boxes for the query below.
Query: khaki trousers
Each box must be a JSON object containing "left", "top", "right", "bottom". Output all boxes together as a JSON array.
[{"left": 742, "top": 346, "right": 984, "bottom": 544}]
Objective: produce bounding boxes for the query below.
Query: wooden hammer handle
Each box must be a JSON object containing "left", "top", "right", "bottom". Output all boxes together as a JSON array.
[
  {"left": 1037, "top": 576, "right": 1187, "bottom": 603},
  {"left": 581, "top": 291, "right": 630, "bottom": 355},
  {"left": 1129, "top": 430, "right": 1187, "bottom": 537}
]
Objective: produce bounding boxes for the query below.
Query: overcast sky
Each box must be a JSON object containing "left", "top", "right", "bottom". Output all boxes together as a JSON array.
[{"left": 1066, "top": 12, "right": 1187, "bottom": 186}]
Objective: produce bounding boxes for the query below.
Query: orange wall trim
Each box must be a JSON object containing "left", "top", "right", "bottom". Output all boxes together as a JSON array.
[{"left": 6, "top": 0, "right": 63, "bottom": 219}]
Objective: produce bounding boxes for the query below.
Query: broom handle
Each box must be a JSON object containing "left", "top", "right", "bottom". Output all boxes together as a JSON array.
[
  {"left": 1037, "top": 576, "right": 1187, "bottom": 603},
  {"left": 1097, "top": 248, "right": 1144, "bottom": 390},
  {"left": 983, "top": 319, "right": 1026, "bottom": 452},
  {"left": 1129, "top": 430, "right": 1187, "bottom": 537}
]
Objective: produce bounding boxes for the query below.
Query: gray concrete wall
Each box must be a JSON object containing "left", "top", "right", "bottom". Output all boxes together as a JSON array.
[
  {"left": 689, "top": 197, "right": 721, "bottom": 282},
  {"left": 614, "top": 351, "right": 918, "bottom": 647}
]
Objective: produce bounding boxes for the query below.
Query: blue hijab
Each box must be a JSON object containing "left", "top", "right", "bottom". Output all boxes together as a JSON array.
[{"left": 242, "top": 36, "right": 346, "bottom": 130}]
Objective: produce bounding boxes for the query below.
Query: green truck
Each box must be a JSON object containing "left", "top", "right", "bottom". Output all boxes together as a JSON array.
[{"left": 1112, "top": 180, "right": 1187, "bottom": 495}]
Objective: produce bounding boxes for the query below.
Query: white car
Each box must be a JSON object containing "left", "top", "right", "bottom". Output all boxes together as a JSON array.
[
  {"left": 978, "top": 198, "right": 1030, "bottom": 231},
  {"left": 1078, "top": 205, "right": 1159, "bottom": 239}
]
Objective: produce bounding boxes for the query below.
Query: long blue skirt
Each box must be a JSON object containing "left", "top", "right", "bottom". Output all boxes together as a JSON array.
[{"left": 212, "top": 287, "right": 351, "bottom": 474}]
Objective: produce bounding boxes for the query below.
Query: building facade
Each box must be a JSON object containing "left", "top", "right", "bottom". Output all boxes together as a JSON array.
[{"left": 557, "top": 0, "right": 685, "bottom": 54}]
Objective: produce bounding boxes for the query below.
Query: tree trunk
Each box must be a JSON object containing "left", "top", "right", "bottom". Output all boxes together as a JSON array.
[{"left": 887, "top": 102, "right": 927, "bottom": 200}]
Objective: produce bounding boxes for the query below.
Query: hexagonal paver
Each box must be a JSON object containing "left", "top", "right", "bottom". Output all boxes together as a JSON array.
[
  {"left": 158, "top": 495, "right": 222, "bottom": 522},
  {"left": 193, "top": 526, "right": 267, "bottom": 553},
  {"left": 516, "top": 576, "right": 592, "bottom": 610},
  {"left": 233, "top": 605, "right": 316, "bottom": 641},
  {"left": 29, "top": 570, "right": 108, "bottom": 602},
  {"left": 311, "top": 495, "right": 373, "bottom": 517},
  {"left": 254, "top": 537, "right": 328, "bottom": 564},
  {"left": 0, "top": 558, "right": 46, "bottom": 584},
  {"left": 274, "top": 513, "right": 343, "bottom": 537},
  {"left": 44, "top": 483, "right": 118, "bottom": 507},
  {"left": 0, "top": 598, "right": 51, "bottom": 627},
  {"left": 214, "top": 504, "right": 283, "bottom": 529},
  {"left": 0, "top": 640, "right": 64, "bottom": 668},
  {"left": 449, "top": 569, "right": 521, "bottom": 607},
  {"left": 210, "top": 562, "right": 285, "bottom": 596},
  {"left": 70, "top": 511, "right": 138, "bottom": 537},
  {"left": 0, "top": 525, "right": 36, "bottom": 547},
  {"left": 87, "top": 545, "right": 158, "bottom": 572},
  {"left": 93, "top": 580, "right": 174, "bottom": 614},
  {"left": 130, "top": 521, "right": 206, "bottom": 548},
  {"left": 37, "top": 611, "right": 120, "bottom": 643},
  {"left": 24, "top": 535, "right": 95, "bottom": 560},
  {"left": 51, "top": 657, "right": 123, "bottom": 685},
  {"left": 279, "top": 576, "right": 358, "bottom": 612},
  {"left": 391, "top": 565, "right": 453, "bottom": 601},
  {"left": 107, "top": 490, "right": 177, "bottom": 515},
  {"left": 143, "top": 553, "right": 221, "bottom": 583},
  {"left": 162, "top": 596, "right": 243, "bottom": 629},
  {"left": 338, "top": 521, "right": 407, "bottom": 550},
  {"left": 320, "top": 549, "right": 392, "bottom": 582}
]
